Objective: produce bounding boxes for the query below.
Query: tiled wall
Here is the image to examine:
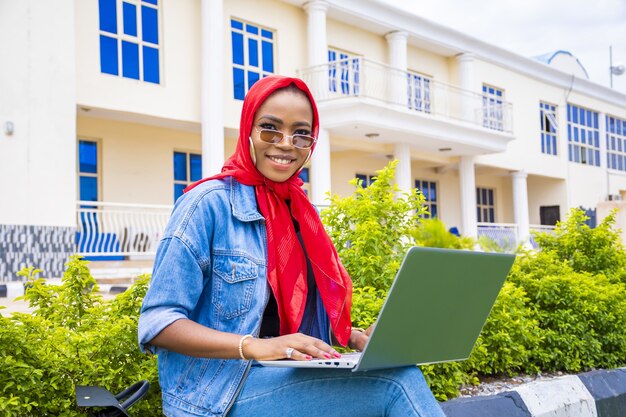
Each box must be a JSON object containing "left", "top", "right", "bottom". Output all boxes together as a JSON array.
[{"left": 0, "top": 225, "right": 75, "bottom": 281}]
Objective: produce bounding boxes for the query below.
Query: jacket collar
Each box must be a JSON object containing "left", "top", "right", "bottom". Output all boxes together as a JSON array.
[{"left": 229, "top": 177, "right": 265, "bottom": 222}]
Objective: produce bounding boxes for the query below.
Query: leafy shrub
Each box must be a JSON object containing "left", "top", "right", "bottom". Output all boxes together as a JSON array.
[
  {"left": 411, "top": 218, "right": 475, "bottom": 250},
  {"left": 321, "top": 160, "right": 426, "bottom": 289},
  {"left": 328, "top": 172, "right": 626, "bottom": 401},
  {"left": 0, "top": 257, "right": 160, "bottom": 416},
  {"left": 421, "top": 361, "right": 476, "bottom": 402},
  {"left": 511, "top": 269, "right": 626, "bottom": 372},
  {"left": 533, "top": 209, "right": 626, "bottom": 282},
  {"left": 350, "top": 286, "right": 386, "bottom": 329},
  {"left": 465, "top": 281, "right": 541, "bottom": 376}
]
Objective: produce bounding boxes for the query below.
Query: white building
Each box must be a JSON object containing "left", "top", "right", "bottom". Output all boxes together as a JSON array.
[{"left": 1, "top": 0, "right": 626, "bottom": 281}]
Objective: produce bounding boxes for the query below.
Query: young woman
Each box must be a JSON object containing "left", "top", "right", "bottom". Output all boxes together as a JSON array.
[{"left": 138, "top": 75, "right": 445, "bottom": 417}]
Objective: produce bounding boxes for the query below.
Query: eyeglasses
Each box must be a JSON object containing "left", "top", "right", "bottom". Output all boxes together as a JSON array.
[{"left": 254, "top": 126, "right": 317, "bottom": 149}]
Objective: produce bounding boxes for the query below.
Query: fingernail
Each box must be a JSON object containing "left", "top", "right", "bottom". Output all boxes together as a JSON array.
[
  {"left": 324, "top": 353, "right": 331, "bottom": 359},
  {"left": 333, "top": 352, "right": 341, "bottom": 358},
  {"left": 305, "top": 355, "right": 312, "bottom": 360}
]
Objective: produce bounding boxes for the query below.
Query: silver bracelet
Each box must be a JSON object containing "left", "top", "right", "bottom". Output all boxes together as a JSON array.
[{"left": 238, "top": 334, "right": 254, "bottom": 360}]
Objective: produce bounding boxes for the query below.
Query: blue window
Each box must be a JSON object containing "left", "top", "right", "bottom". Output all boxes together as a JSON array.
[
  {"left": 482, "top": 84, "right": 505, "bottom": 131},
  {"left": 98, "top": 0, "right": 161, "bottom": 84},
  {"left": 407, "top": 72, "right": 431, "bottom": 113},
  {"left": 355, "top": 173, "right": 376, "bottom": 188},
  {"left": 476, "top": 187, "right": 495, "bottom": 223},
  {"left": 231, "top": 18, "right": 275, "bottom": 100},
  {"left": 298, "top": 167, "right": 310, "bottom": 196},
  {"left": 567, "top": 104, "right": 600, "bottom": 166},
  {"left": 173, "top": 151, "right": 202, "bottom": 202},
  {"left": 415, "top": 180, "right": 438, "bottom": 218},
  {"left": 78, "top": 140, "right": 99, "bottom": 202},
  {"left": 328, "top": 49, "right": 360, "bottom": 95},
  {"left": 606, "top": 115, "right": 626, "bottom": 172},
  {"left": 540, "top": 102, "right": 558, "bottom": 155}
]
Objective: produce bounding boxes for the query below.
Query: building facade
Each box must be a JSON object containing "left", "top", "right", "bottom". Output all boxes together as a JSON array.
[{"left": 1, "top": 0, "right": 626, "bottom": 280}]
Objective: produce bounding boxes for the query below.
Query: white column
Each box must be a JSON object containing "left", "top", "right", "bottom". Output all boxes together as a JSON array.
[
  {"left": 311, "top": 128, "right": 331, "bottom": 205},
  {"left": 511, "top": 171, "right": 530, "bottom": 244},
  {"left": 385, "top": 31, "right": 408, "bottom": 105},
  {"left": 201, "top": 0, "right": 224, "bottom": 177},
  {"left": 459, "top": 156, "right": 477, "bottom": 238},
  {"left": 304, "top": 2, "right": 332, "bottom": 205},
  {"left": 304, "top": 0, "right": 329, "bottom": 98},
  {"left": 394, "top": 143, "right": 412, "bottom": 195},
  {"left": 599, "top": 112, "right": 609, "bottom": 200},
  {"left": 456, "top": 53, "right": 475, "bottom": 124}
]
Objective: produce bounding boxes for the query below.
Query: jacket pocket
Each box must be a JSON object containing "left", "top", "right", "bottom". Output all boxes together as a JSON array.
[{"left": 212, "top": 253, "right": 260, "bottom": 319}]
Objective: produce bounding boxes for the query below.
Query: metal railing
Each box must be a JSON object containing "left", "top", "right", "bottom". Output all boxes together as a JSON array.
[
  {"left": 477, "top": 222, "right": 519, "bottom": 250},
  {"left": 529, "top": 224, "right": 556, "bottom": 248},
  {"left": 76, "top": 201, "right": 172, "bottom": 257},
  {"left": 298, "top": 57, "right": 514, "bottom": 134}
]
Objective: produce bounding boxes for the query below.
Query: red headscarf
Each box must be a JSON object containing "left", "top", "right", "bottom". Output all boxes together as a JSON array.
[{"left": 185, "top": 75, "right": 352, "bottom": 346}]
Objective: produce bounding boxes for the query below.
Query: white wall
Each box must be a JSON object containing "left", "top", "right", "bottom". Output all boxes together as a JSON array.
[
  {"left": 0, "top": 0, "right": 77, "bottom": 227},
  {"left": 224, "top": 0, "right": 308, "bottom": 130},
  {"left": 527, "top": 176, "right": 567, "bottom": 224},
  {"left": 75, "top": 0, "right": 202, "bottom": 123},
  {"left": 327, "top": 18, "right": 386, "bottom": 63}
]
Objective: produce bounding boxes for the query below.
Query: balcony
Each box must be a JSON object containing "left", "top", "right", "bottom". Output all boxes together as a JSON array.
[
  {"left": 299, "top": 58, "right": 514, "bottom": 154},
  {"left": 76, "top": 201, "right": 172, "bottom": 259},
  {"left": 478, "top": 223, "right": 556, "bottom": 251}
]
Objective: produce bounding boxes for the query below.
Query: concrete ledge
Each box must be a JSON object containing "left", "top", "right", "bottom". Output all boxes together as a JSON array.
[
  {"left": 443, "top": 368, "right": 626, "bottom": 417},
  {"left": 579, "top": 368, "right": 626, "bottom": 417},
  {"left": 441, "top": 391, "right": 531, "bottom": 416}
]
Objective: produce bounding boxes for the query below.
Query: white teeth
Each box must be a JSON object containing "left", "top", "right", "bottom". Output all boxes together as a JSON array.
[{"left": 268, "top": 156, "right": 292, "bottom": 165}]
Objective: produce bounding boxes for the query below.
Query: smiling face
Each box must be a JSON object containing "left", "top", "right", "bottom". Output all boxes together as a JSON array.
[{"left": 250, "top": 88, "right": 313, "bottom": 183}]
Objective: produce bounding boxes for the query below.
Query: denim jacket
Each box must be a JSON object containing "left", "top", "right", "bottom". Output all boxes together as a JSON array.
[{"left": 138, "top": 177, "right": 331, "bottom": 417}]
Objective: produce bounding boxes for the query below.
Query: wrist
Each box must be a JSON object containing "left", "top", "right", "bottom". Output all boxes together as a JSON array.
[
  {"left": 348, "top": 328, "right": 364, "bottom": 350},
  {"left": 238, "top": 334, "right": 254, "bottom": 360}
]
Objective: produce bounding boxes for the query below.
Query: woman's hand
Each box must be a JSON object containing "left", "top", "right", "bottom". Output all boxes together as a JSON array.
[
  {"left": 348, "top": 324, "right": 374, "bottom": 352},
  {"left": 244, "top": 333, "right": 341, "bottom": 361}
]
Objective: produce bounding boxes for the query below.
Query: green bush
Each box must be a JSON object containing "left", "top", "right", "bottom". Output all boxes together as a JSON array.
[
  {"left": 321, "top": 160, "right": 426, "bottom": 289},
  {"left": 533, "top": 209, "right": 626, "bottom": 282},
  {"left": 465, "top": 281, "right": 541, "bottom": 376},
  {"left": 410, "top": 218, "right": 475, "bottom": 250},
  {"left": 327, "top": 168, "right": 626, "bottom": 401},
  {"left": 510, "top": 268, "right": 626, "bottom": 372},
  {"left": 0, "top": 257, "right": 160, "bottom": 416}
]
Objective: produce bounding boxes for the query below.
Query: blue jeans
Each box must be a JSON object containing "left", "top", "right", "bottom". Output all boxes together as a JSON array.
[{"left": 228, "top": 365, "right": 445, "bottom": 417}]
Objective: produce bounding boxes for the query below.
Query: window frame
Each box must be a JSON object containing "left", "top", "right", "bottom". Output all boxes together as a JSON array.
[
  {"left": 355, "top": 173, "right": 376, "bottom": 188},
  {"left": 173, "top": 150, "right": 202, "bottom": 202},
  {"left": 539, "top": 101, "right": 558, "bottom": 156},
  {"left": 482, "top": 84, "right": 505, "bottom": 131},
  {"left": 230, "top": 17, "right": 276, "bottom": 100},
  {"left": 298, "top": 167, "right": 311, "bottom": 198},
  {"left": 328, "top": 48, "right": 361, "bottom": 96},
  {"left": 77, "top": 138, "right": 101, "bottom": 203},
  {"left": 98, "top": 0, "right": 162, "bottom": 84},
  {"left": 606, "top": 114, "right": 626, "bottom": 172},
  {"left": 567, "top": 103, "right": 600, "bottom": 166},
  {"left": 476, "top": 187, "right": 496, "bottom": 223},
  {"left": 407, "top": 70, "right": 432, "bottom": 114},
  {"left": 415, "top": 179, "right": 438, "bottom": 218}
]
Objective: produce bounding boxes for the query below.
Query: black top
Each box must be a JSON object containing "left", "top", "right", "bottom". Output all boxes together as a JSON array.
[{"left": 259, "top": 218, "right": 317, "bottom": 338}]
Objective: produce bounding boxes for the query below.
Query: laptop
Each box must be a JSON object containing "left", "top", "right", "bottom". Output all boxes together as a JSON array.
[{"left": 256, "top": 246, "right": 515, "bottom": 372}]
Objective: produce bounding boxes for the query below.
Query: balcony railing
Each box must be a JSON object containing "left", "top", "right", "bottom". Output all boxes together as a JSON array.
[
  {"left": 76, "top": 201, "right": 172, "bottom": 258},
  {"left": 477, "top": 222, "right": 518, "bottom": 250},
  {"left": 298, "top": 57, "right": 514, "bottom": 134},
  {"left": 478, "top": 223, "right": 556, "bottom": 251}
]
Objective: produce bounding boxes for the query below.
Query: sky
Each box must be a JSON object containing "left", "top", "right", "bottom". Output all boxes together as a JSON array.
[{"left": 379, "top": 0, "right": 626, "bottom": 94}]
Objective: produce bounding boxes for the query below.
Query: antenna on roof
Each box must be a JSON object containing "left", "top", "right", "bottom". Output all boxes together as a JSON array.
[{"left": 609, "top": 45, "right": 625, "bottom": 88}]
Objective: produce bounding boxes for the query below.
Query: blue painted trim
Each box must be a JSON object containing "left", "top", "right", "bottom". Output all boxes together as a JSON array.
[{"left": 442, "top": 391, "right": 531, "bottom": 417}]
